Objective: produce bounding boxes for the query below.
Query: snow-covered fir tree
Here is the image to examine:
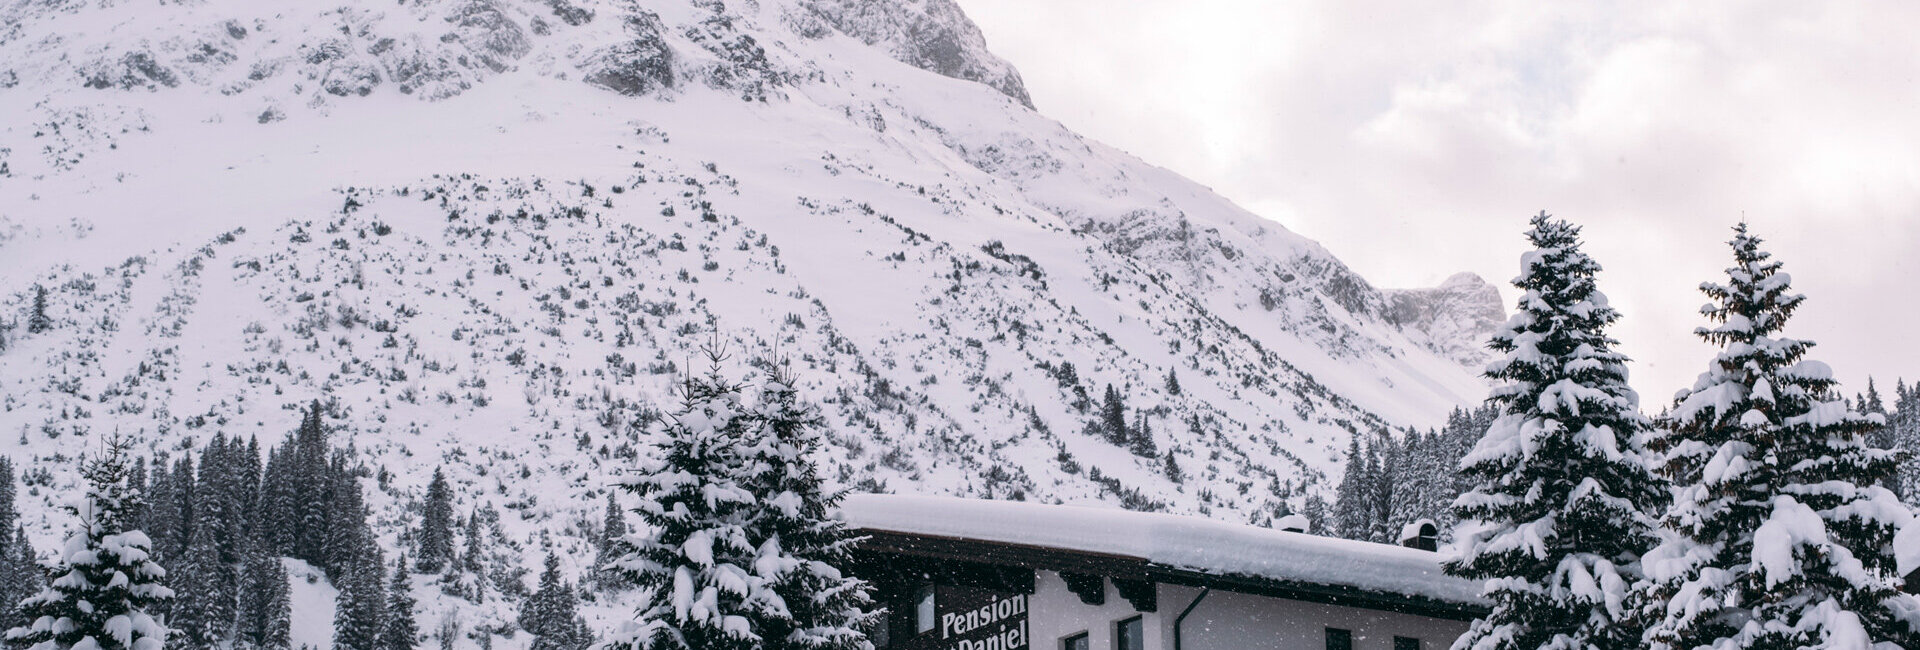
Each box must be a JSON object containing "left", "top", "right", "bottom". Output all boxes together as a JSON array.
[
  {"left": 1446, "top": 213, "right": 1670, "bottom": 649},
  {"left": 332, "top": 477, "right": 388, "bottom": 650},
  {"left": 1642, "top": 224, "right": 1920, "bottom": 649},
  {"left": 172, "top": 435, "right": 246, "bottom": 649},
  {"left": 0, "top": 457, "right": 42, "bottom": 635},
  {"left": 6, "top": 436, "right": 173, "bottom": 650},
  {"left": 520, "top": 553, "right": 590, "bottom": 650},
  {"left": 595, "top": 493, "right": 629, "bottom": 591},
  {"left": 605, "top": 348, "right": 765, "bottom": 650},
  {"left": 742, "top": 365, "right": 876, "bottom": 650},
  {"left": 381, "top": 556, "right": 419, "bottom": 650},
  {"left": 1332, "top": 436, "right": 1373, "bottom": 541},
  {"left": 416, "top": 468, "right": 455, "bottom": 574},
  {"left": 1, "top": 523, "right": 42, "bottom": 636},
  {"left": 1893, "top": 380, "right": 1920, "bottom": 506},
  {"left": 1128, "top": 410, "right": 1157, "bottom": 458},
  {"left": 25, "top": 285, "right": 51, "bottom": 334},
  {"left": 168, "top": 522, "right": 234, "bottom": 649},
  {"left": 149, "top": 453, "right": 194, "bottom": 566},
  {"left": 236, "top": 548, "right": 292, "bottom": 650},
  {"left": 1094, "top": 384, "right": 1130, "bottom": 447}
]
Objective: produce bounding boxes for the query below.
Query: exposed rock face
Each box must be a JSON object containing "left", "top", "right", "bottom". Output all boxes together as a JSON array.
[
  {"left": 1384, "top": 273, "right": 1508, "bottom": 368},
  {"left": 584, "top": 11, "right": 676, "bottom": 96},
  {"left": 800, "top": 0, "right": 1034, "bottom": 108}
]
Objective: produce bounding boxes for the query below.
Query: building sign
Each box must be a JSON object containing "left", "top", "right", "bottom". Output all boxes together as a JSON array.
[
  {"left": 883, "top": 584, "right": 1029, "bottom": 650},
  {"left": 938, "top": 590, "right": 1028, "bottom": 650}
]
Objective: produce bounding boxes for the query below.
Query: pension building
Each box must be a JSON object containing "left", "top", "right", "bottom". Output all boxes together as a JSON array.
[{"left": 842, "top": 495, "right": 1487, "bottom": 650}]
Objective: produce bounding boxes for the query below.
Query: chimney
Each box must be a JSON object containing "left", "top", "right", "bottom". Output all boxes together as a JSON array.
[{"left": 1399, "top": 519, "right": 1438, "bottom": 552}]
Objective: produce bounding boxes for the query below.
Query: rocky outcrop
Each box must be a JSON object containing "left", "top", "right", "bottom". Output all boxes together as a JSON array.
[
  {"left": 800, "top": 0, "right": 1033, "bottom": 108},
  {"left": 1384, "top": 273, "right": 1507, "bottom": 367}
]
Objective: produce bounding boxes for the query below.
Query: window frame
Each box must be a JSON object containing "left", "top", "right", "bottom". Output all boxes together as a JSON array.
[
  {"left": 913, "top": 584, "right": 937, "bottom": 635},
  {"left": 1114, "top": 615, "right": 1145, "bottom": 650},
  {"left": 1060, "top": 631, "right": 1090, "bottom": 650},
  {"left": 1394, "top": 636, "right": 1422, "bottom": 650},
  {"left": 1325, "top": 627, "right": 1354, "bottom": 650}
]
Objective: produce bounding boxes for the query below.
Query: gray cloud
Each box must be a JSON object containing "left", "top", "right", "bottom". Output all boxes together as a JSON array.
[{"left": 959, "top": 0, "right": 1920, "bottom": 402}]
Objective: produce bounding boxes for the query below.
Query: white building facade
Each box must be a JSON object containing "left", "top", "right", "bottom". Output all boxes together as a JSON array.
[{"left": 842, "top": 495, "right": 1486, "bottom": 650}]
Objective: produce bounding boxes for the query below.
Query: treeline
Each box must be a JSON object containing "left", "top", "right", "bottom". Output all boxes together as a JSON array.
[
  {"left": 1329, "top": 379, "right": 1920, "bottom": 550},
  {"left": 0, "top": 404, "right": 427, "bottom": 650},
  {"left": 1328, "top": 405, "right": 1495, "bottom": 544},
  {"left": 2, "top": 347, "right": 884, "bottom": 650}
]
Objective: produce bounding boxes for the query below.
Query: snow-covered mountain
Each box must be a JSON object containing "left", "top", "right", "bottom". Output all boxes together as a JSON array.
[
  {"left": 0, "top": 0, "right": 1497, "bottom": 639},
  {"left": 1383, "top": 272, "right": 1506, "bottom": 368}
]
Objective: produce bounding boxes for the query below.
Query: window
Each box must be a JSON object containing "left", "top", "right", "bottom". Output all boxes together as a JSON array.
[
  {"left": 1114, "top": 616, "right": 1144, "bottom": 650},
  {"left": 1325, "top": 628, "right": 1353, "bottom": 650},
  {"left": 1395, "top": 637, "right": 1422, "bottom": 650},
  {"left": 1061, "top": 632, "right": 1090, "bottom": 650},
  {"left": 914, "top": 585, "right": 936, "bottom": 634}
]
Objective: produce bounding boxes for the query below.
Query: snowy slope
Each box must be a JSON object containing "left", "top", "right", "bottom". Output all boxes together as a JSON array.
[{"left": 0, "top": 0, "right": 1496, "bottom": 638}]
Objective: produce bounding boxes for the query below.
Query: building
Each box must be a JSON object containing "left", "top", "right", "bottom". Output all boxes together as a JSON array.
[{"left": 841, "top": 494, "right": 1488, "bottom": 650}]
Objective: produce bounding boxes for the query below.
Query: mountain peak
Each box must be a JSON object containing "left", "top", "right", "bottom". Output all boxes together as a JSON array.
[{"left": 1384, "top": 273, "right": 1507, "bottom": 367}]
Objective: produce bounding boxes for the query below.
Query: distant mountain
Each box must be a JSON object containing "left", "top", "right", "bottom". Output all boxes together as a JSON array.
[
  {"left": 0, "top": 0, "right": 1495, "bottom": 640},
  {"left": 1384, "top": 272, "right": 1507, "bottom": 368}
]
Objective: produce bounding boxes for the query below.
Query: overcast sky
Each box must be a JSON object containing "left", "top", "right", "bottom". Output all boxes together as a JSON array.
[{"left": 958, "top": 0, "right": 1920, "bottom": 404}]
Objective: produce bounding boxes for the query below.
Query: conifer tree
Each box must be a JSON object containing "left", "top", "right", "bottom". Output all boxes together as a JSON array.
[
  {"left": 0, "top": 456, "right": 15, "bottom": 556},
  {"left": 1099, "top": 384, "right": 1128, "bottom": 446},
  {"left": 1388, "top": 431, "right": 1447, "bottom": 537},
  {"left": 1164, "top": 369, "right": 1181, "bottom": 396},
  {"left": 380, "top": 556, "right": 419, "bottom": 650},
  {"left": 256, "top": 444, "right": 297, "bottom": 556},
  {"left": 123, "top": 459, "right": 147, "bottom": 531},
  {"left": 1, "top": 525, "right": 41, "bottom": 635},
  {"left": 520, "top": 554, "right": 591, "bottom": 650},
  {"left": 0, "top": 457, "right": 37, "bottom": 635},
  {"left": 416, "top": 468, "right": 455, "bottom": 574},
  {"left": 1432, "top": 408, "right": 1483, "bottom": 536},
  {"left": 322, "top": 455, "right": 367, "bottom": 579},
  {"left": 1895, "top": 380, "right": 1920, "bottom": 505},
  {"left": 1642, "top": 224, "right": 1919, "bottom": 649},
  {"left": 605, "top": 350, "right": 765, "bottom": 650},
  {"left": 1331, "top": 437, "right": 1373, "bottom": 541},
  {"left": 1128, "top": 410, "right": 1157, "bottom": 458},
  {"left": 743, "top": 366, "right": 876, "bottom": 650},
  {"left": 294, "top": 402, "right": 333, "bottom": 564},
  {"left": 7, "top": 436, "right": 173, "bottom": 650},
  {"left": 595, "top": 493, "right": 629, "bottom": 590},
  {"left": 1446, "top": 213, "right": 1670, "bottom": 650},
  {"left": 439, "top": 507, "right": 486, "bottom": 603},
  {"left": 169, "top": 525, "right": 234, "bottom": 649},
  {"left": 1364, "top": 438, "right": 1395, "bottom": 543},
  {"left": 238, "top": 547, "right": 292, "bottom": 650},
  {"left": 155, "top": 453, "right": 195, "bottom": 564},
  {"left": 1162, "top": 451, "right": 1184, "bottom": 484},
  {"left": 235, "top": 437, "right": 262, "bottom": 544},
  {"left": 25, "top": 285, "right": 50, "bottom": 335},
  {"left": 332, "top": 529, "right": 387, "bottom": 650}
]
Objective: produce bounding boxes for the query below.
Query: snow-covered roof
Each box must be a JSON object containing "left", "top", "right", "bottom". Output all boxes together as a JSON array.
[{"left": 840, "top": 494, "right": 1486, "bottom": 610}]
